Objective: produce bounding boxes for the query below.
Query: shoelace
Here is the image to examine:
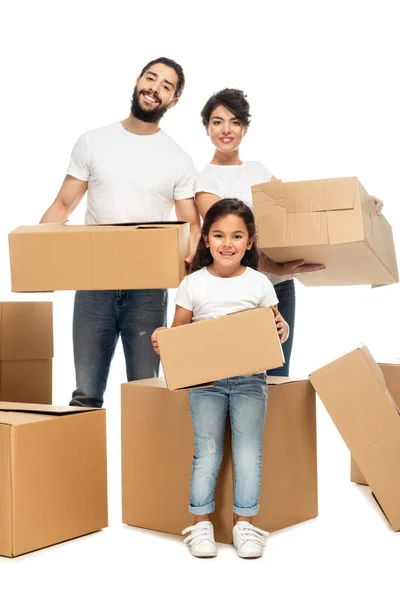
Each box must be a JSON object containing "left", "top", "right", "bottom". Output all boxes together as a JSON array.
[
  {"left": 182, "top": 523, "right": 214, "bottom": 549},
  {"left": 236, "top": 523, "right": 270, "bottom": 547}
]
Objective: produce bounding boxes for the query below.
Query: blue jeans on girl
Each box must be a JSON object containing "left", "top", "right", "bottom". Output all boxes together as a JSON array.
[
  {"left": 188, "top": 373, "right": 267, "bottom": 517},
  {"left": 70, "top": 289, "right": 168, "bottom": 408},
  {"left": 267, "top": 278, "right": 296, "bottom": 377}
]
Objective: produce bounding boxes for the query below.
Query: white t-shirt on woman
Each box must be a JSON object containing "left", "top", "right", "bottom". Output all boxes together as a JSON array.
[
  {"left": 175, "top": 266, "right": 278, "bottom": 322},
  {"left": 195, "top": 161, "right": 291, "bottom": 286}
]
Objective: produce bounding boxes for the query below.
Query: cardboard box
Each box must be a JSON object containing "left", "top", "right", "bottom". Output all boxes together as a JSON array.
[
  {"left": 121, "top": 378, "right": 234, "bottom": 544},
  {"left": 351, "top": 361, "right": 400, "bottom": 485},
  {"left": 9, "top": 221, "right": 190, "bottom": 292},
  {"left": 252, "top": 177, "right": 398, "bottom": 286},
  {"left": 157, "top": 307, "right": 284, "bottom": 390},
  {"left": 310, "top": 347, "right": 400, "bottom": 531},
  {"left": 0, "top": 302, "right": 53, "bottom": 403},
  {"left": 0, "top": 402, "right": 108, "bottom": 557},
  {"left": 121, "top": 376, "right": 317, "bottom": 544}
]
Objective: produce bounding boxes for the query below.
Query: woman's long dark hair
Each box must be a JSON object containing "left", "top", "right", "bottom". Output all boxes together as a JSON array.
[{"left": 190, "top": 198, "right": 259, "bottom": 273}]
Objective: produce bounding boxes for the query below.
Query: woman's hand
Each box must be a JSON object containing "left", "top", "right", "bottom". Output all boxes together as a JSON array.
[
  {"left": 271, "top": 305, "right": 289, "bottom": 344},
  {"left": 151, "top": 327, "right": 168, "bottom": 355},
  {"left": 371, "top": 195, "right": 384, "bottom": 215}
]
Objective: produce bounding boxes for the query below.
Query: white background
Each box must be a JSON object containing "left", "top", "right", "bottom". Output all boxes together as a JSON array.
[{"left": 1, "top": 0, "right": 400, "bottom": 597}]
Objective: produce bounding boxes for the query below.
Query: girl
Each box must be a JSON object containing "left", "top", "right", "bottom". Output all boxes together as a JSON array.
[
  {"left": 195, "top": 88, "right": 383, "bottom": 376},
  {"left": 152, "top": 198, "right": 289, "bottom": 559}
]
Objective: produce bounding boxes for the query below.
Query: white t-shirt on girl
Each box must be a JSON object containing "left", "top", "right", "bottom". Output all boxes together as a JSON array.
[
  {"left": 67, "top": 122, "right": 196, "bottom": 225},
  {"left": 195, "top": 161, "right": 291, "bottom": 287},
  {"left": 175, "top": 266, "right": 278, "bottom": 322}
]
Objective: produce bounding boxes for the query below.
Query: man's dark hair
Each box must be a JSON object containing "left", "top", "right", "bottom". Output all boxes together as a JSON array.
[
  {"left": 190, "top": 198, "right": 259, "bottom": 273},
  {"left": 200, "top": 88, "right": 251, "bottom": 127},
  {"left": 140, "top": 57, "right": 185, "bottom": 98}
]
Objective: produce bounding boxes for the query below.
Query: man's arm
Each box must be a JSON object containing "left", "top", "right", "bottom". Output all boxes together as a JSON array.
[
  {"left": 174, "top": 198, "right": 201, "bottom": 256},
  {"left": 40, "top": 175, "right": 88, "bottom": 223}
]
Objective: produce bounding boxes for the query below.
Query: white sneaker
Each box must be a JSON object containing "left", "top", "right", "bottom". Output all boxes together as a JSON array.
[
  {"left": 233, "top": 521, "right": 269, "bottom": 558},
  {"left": 182, "top": 521, "right": 217, "bottom": 558}
]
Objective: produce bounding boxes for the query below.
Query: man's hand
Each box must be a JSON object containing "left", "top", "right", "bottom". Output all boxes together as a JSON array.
[
  {"left": 371, "top": 195, "right": 384, "bottom": 215},
  {"left": 277, "top": 259, "right": 325, "bottom": 276},
  {"left": 271, "top": 305, "right": 289, "bottom": 344},
  {"left": 151, "top": 327, "right": 168, "bottom": 355}
]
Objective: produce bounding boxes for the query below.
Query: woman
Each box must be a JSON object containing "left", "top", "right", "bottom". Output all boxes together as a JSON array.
[{"left": 195, "top": 88, "right": 383, "bottom": 375}]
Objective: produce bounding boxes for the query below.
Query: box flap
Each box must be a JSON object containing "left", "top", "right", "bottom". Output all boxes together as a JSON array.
[
  {"left": 253, "top": 177, "right": 358, "bottom": 213},
  {"left": 9, "top": 222, "right": 186, "bottom": 234},
  {"left": 0, "top": 401, "right": 100, "bottom": 422}
]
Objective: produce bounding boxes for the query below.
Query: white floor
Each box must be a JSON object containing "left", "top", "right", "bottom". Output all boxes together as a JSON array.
[{"left": 2, "top": 386, "right": 400, "bottom": 600}]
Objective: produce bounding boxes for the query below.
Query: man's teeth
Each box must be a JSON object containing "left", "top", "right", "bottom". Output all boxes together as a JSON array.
[{"left": 143, "top": 94, "right": 157, "bottom": 103}]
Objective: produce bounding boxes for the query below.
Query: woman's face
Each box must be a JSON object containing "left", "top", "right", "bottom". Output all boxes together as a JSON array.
[{"left": 206, "top": 105, "right": 247, "bottom": 153}]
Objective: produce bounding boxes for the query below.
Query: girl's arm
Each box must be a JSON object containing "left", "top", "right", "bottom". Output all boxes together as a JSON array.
[
  {"left": 171, "top": 305, "right": 193, "bottom": 327},
  {"left": 151, "top": 305, "right": 193, "bottom": 355},
  {"left": 195, "top": 192, "right": 221, "bottom": 219}
]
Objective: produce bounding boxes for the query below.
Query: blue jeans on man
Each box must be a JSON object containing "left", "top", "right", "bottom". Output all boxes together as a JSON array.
[{"left": 70, "top": 289, "right": 167, "bottom": 408}]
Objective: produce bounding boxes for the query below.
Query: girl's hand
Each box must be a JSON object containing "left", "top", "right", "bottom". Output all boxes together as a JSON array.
[
  {"left": 371, "top": 195, "right": 384, "bottom": 215},
  {"left": 151, "top": 327, "right": 168, "bottom": 355},
  {"left": 271, "top": 305, "right": 289, "bottom": 344}
]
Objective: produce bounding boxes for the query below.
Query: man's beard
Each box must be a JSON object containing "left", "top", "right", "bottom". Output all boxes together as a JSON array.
[{"left": 130, "top": 88, "right": 169, "bottom": 123}]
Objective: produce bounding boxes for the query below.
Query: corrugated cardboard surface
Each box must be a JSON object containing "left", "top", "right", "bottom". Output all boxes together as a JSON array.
[
  {"left": 158, "top": 307, "right": 284, "bottom": 390},
  {"left": 253, "top": 377, "right": 318, "bottom": 532},
  {"left": 0, "top": 302, "right": 53, "bottom": 404},
  {"left": 0, "top": 424, "right": 12, "bottom": 557},
  {"left": 0, "top": 302, "right": 53, "bottom": 360},
  {"left": 351, "top": 362, "right": 400, "bottom": 485},
  {"left": 9, "top": 222, "right": 190, "bottom": 291},
  {"left": 310, "top": 348, "right": 400, "bottom": 530},
  {"left": 0, "top": 360, "right": 52, "bottom": 403},
  {"left": 0, "top": 403, "right": 108, "bottom": 557},
  {"left": 121, "top": 377, "right": 317, "bottom": 544},
  {"left": 252, "top": 177, "right": 398, "bottom": 286}
]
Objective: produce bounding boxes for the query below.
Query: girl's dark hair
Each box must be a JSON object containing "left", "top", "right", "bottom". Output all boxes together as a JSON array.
[
  {"left": 191, "top": 198, "right": 259, "bottom": 273},
  {"left": 200, "top": 88, "right": 251, "bottom": 127},
  {"left": 139, "top": 57, "right": 185, "bottom": 98}
]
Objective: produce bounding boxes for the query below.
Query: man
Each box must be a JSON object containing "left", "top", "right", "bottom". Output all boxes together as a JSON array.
[{"left": 40, "top": 57, "right": 201, "bottom": 408}]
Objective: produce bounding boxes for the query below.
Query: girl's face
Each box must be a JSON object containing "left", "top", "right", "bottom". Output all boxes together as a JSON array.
[
  {"left": 204, "top": 214, "right": 253, "bottom": 269},
  {"left": 206, "top": 105, "right": 247, "bottom": 153}
]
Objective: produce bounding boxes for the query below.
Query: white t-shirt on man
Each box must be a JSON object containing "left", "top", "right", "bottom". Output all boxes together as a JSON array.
[
  {"left": 67, "top": 122, "right": 196, "bottom": 224},
  {"left": 195, "top": 161, "right": 291, "bottom": 286},
  {"left": 175, "top": 266, "right": 278, "bottom": 322}
]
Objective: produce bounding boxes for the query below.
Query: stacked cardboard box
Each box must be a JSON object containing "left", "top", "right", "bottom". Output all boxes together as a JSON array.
[
  {"left": 121, "top": 377, "right": 318, "bottom": 543},
  {"left": 0, "top": 402, "right": 108, "bottom": 557},
  {"left": 252, "top": 177, "right": 398, "bottom": 286},
  {"left": 8, "top": 222, "right": 189, "bottom": 291},
  {"left": 351, "top": 361, "right": 400, "bottom": 485},
  {"left": 0, "top": 302, "right": 53, "bottom": 403},
  {"left": 310, "top": 347, "right": 400, "bottom": 531}
]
